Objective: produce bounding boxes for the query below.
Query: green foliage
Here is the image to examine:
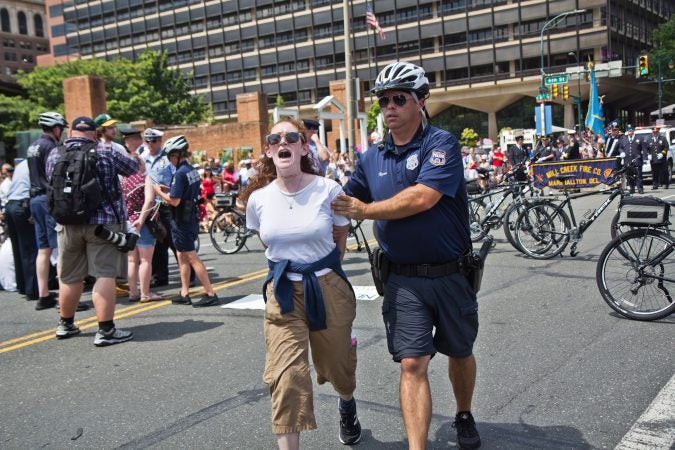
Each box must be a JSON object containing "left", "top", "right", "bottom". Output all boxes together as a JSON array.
[
  {"left": 275, "top": 95, "right": 285, "bottom": 108},
  {"left": 367, "top": 101, "right": 381, "bottom": 132},
  {"left": 15, "top": 49, "right": 207, "bottom": 125},
  {"left": 460, "top": 128, "right": 479, "bottom": 148},
  {"left": 651, "top": 16, "right": 675, "bottom": 104},
  {"left": 0, "top": 94, "right": 41, "bottom": 157}
]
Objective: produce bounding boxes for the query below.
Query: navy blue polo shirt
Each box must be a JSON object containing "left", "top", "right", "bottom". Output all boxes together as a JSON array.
[
  {"left": 344, "top": 125, "right": 470, "bottom": 264},
  {"left": 170, "top": 160, "right": 201, "bottom": 205}
]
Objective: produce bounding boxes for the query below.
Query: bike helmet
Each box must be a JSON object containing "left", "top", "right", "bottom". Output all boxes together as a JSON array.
[
  {"left": 38, "top": 112, "right": 68, "bottom": 129},
  {"left": 371, "top": 62, "right": 429, "bottom": 97},
  {"left": 164, "top": 135, "right": 189, "bottom": 156}
]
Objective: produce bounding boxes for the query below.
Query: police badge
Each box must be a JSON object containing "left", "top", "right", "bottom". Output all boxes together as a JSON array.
[
  {"left": 429, "top": 150, "right": 446, "bottom": 166},
  {"left": 406, "top": 154, "right": 419, "bottom": 170}
]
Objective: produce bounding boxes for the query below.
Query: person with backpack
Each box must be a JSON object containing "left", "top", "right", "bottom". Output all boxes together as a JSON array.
[
  {"left": 153, "top": 135, "right": 218, "bottom": 307},
  {"left": 27, "top": 112, "right": 71, "bottom": 310},
  {"left": 46, "top": 116, "right": 139, "bottom": 347}
]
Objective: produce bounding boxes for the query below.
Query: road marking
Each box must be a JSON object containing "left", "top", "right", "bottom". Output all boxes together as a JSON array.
[
  {"left": 615, "top": 373, "right": 675, "bottom": 450},
  {"left": 0, "top": 240, "right": 374, "bottom": 355}
]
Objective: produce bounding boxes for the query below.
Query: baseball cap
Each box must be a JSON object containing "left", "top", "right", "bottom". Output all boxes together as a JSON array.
[
  {"left": 302, "top": 119, "right": 320, "bottom": 130},
  {"left": 143, "top": 128, "right": 165, "bottom": 140},
  {"left": 94, "top": 113, "right": 119, "bottom": 128},
  {"left": 71, "top": 116, "right": 97, "bottom": 132}
]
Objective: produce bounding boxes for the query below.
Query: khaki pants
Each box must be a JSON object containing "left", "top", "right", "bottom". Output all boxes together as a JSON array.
[{"left": 263, "top": 271, "right": 357, "bottom": 434}]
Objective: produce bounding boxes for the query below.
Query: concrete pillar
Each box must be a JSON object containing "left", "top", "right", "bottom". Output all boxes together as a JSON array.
[
  {"left": 62, "top": 75, "right": 106, "bottom": 125},
  {"left": 488, "top": 112, "right": 498, "bottom": 141},
  {"left": 236, "top": 92, "right": 268, "bottom": 124},
  {"left": 564, "top": 103, "right": 575, "bottom": 130}
]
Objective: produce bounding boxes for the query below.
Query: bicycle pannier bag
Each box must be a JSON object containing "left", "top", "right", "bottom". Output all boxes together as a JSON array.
[
  {"left": 215, "top": 193, "right": 234, "bottom": 208},
  {"left": 618, "top": 196, "right": 670, "bottom": 226},
  {"left": 48, "top": 143, "right": 102, "bottom": 225}
]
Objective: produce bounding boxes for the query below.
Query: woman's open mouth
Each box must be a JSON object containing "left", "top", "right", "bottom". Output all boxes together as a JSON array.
[{"left": 278, "top": 149, "right": 292, "bottom": 159}]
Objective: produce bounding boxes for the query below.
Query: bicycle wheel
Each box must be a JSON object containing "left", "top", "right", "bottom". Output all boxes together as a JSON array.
[
  {"left": 468, "top": 198, "right": 487, "bottom": 242},
  {"left": 503, "top": 199, "right": 546, "bottom": 253},
  {"left": 209, "top": 209, "right": 248, "bottom": 254},
  {"left": 515, "top": 202, "right": 570, "bottom": 259},
  {"left": 596, "top": 229, "right": 675, "bottom": 321}
]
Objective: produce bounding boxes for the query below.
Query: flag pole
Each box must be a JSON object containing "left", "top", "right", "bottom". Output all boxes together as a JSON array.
[{"left": 343, "top": 0, "right": 355, "bottom": 163}]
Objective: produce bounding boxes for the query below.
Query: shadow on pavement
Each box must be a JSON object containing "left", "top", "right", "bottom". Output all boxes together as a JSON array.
[{"left": 129, "top": 319, "right": 223, "bottom": 342}]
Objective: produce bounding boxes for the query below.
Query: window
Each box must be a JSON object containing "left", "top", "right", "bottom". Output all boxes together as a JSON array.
[
  {"left": 34, "top": 14, "right": 44, "bottom": 37},
  {"left": 18, "top": 11, "right": 28, "bottom": 35},
  {"left": 1, "top": 8, "right": 10, "bottom": 33}
]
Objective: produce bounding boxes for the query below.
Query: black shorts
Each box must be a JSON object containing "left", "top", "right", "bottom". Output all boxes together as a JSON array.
[
  {"left": 381, "top": 272, "right": 478, "bottom": 361},
  {"left": 171, "top": 220, "right": 198, "bottom": 252}
]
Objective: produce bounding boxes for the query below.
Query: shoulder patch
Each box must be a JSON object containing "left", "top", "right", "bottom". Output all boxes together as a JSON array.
[
  {"left": 429, "top": 150, "right": 446, "bottom": 166},
  {"left": 406, "top": 153, "right": 419, "bottom": 170}
]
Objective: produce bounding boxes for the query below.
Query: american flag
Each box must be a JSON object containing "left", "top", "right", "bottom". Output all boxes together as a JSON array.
[{"left": 366, "top": 5, "right": 386, "bottom": 40}]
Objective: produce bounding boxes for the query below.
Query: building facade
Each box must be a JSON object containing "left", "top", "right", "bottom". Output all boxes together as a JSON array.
[
  {"left": 40, "top": 0, "right": 672, "bottom": 138},
  {"left": 1, "top": 0, "right": 50, "bottom": 94}
]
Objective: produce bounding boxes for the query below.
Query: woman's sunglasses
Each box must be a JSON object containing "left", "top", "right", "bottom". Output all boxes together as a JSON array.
[
  {"left": 377, "top": 94, "right": 410, "bottom": 108},
  {"left": 266, "top": 132, "right": 304, "bottom": 146}
]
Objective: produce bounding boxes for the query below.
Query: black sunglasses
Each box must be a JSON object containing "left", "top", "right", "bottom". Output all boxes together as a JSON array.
[
  {"left": 378, "top": 94, "right": 410, "bottom": 108},
  {"left": 266, "top": 132, "right": 303, "bottom": 146}
]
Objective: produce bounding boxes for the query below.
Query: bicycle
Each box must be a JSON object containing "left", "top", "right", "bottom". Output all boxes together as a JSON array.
[
  {"left": 513, "top": 160, "right": 639, "bottom": 259},
  {"left": 208, "top": 191, "right": 256, "bottom": 254},
  {"left": 595, "top": 199, "right": 674, "bottom": 320}
]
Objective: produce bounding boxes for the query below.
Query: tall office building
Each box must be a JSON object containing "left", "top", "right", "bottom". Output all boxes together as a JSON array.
[
  {"left": 40, "top": 0, "right": 672, "bottom": 138},
  {"left": 1, "top": 0, "right": 50, "bottom": 94}
]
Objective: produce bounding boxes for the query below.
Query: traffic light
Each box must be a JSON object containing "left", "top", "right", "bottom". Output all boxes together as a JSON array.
[
  {"left": 562, "top": 85, "right": 569, "bottom": 100},
  {"left": 552, "top": 84, "right": 559, "bottom": 98},
  {"left": 637, "top": 55, "right": 649, "bottom": 78}
]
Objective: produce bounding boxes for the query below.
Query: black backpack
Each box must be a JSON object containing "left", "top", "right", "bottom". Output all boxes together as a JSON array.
[{"left": 48, "top": 142, "right": 103, "bottom": 224}]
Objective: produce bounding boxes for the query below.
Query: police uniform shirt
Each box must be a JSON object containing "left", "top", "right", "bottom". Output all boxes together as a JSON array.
[
  {"left": 344, "top": 125, "right": 470, "bottom": 264},
  {"left": 605, "top": 134, "right": 622, "bottom": 157},
  {"left": 647, "top": 134, "right": 667, "bottom": 163},
  {"left": 26, "top": 134, "right": 59, "bottom": 194},
  {"left": 142, "top": 148, "right": 174, "bottom": 188},
  {"left": 506, "top": 143, "right": 527, "bottom": 166},
  {"left": 170, "top": 160, "right": 202, "bottom": 206},
  {"left": 619, "top": 135, "right": 644, "bottom": 163}
]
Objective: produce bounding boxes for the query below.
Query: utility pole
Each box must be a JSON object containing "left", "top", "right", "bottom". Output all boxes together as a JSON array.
[{"left": 343, "top": 0, "right": 355, "bottom": 163}]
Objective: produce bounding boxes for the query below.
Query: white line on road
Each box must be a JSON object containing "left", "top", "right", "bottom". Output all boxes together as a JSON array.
[{"left": 615, "top": 373, "right": 675, "bottom": 450}]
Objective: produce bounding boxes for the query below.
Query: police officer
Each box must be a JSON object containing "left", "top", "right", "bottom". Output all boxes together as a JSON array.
[
  {"left": 605, "top": 121, "right": 622, "bottom": 159},
  {"left": 619, "top": 124, "right": 645, "bottom": 194},
  {"left": 154, "top": 135, "right": 218, "bottom": 307},
  {"left": 333, "top": 61, "right": 481, "bottom": 450},
  {"left": 507, "top": 133, "right": 528, "bottom": 181},
  {"left": 646, "top": 125, "right": 669, "bottom": 190},
  {"left": 535, "top": 135, "right": 555, "bottom": 163}
]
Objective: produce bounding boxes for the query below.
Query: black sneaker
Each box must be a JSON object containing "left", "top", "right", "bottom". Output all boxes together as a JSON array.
[
  {"left": 55, "top": 320, "right": 81, "bottom": 339},
  {"left": 172, "top": 294, "right": 192, "bottom": 305},
  {"left": 35, "top": 294, "right": 57, "bottom": 311},
  {"left": 93, "top": 327, "right": 133, "bottom": 347},
  {"left": 339, "top": 404, "right": 362, "bottom": 445},
  {"left": 192, "top": 293, "right": 218, "bottom": 308},
  {"left": 452, "top": 411, "right": 481, "bottom": 449}
]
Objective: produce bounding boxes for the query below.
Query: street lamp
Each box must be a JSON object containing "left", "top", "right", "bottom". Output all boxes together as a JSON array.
[
  {"left": 568, "top": 51, "right": 583, "bottom": 131},
  {"left": 539, "top": 9, "right": 586, "bottom": 91}
]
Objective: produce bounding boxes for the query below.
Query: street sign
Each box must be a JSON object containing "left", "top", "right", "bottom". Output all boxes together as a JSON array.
[
  {"left": 536, "top": 93, "right": 551, "bottom": 104},
  {"left": 544, "top": 74, "right": 569, "bottom": 85}
]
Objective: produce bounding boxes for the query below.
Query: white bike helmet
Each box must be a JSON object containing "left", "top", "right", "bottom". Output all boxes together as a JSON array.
[
  {"left": 371, "top": 62, "right": 429, "bottom": 97},
  {"left": 164, "top": 135, "right": 189, "bottom": 156},
  {"left": 38, "top": 112, "right": 68, "bottom": 129}
]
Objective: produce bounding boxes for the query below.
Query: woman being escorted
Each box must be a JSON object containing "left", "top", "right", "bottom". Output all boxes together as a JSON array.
[
  {"left": 121, "top": 155, "right": 162, "bottom": 303},
  {"left": 242, "top": 118, "right": 361, "bottom": 449}
]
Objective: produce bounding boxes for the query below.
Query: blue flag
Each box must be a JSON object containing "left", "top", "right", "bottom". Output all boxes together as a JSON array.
[{"left": 585, "top": 64, "right": 605, "bottom": 140}]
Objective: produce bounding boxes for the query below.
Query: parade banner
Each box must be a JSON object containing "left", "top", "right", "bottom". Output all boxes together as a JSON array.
[{"left": 532, "top": 158, "right": 618, "bottom": 189}]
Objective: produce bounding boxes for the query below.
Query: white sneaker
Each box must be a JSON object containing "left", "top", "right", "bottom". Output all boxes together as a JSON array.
[{"left": 93, "top": 327, "right": 133, "bottom": 347}]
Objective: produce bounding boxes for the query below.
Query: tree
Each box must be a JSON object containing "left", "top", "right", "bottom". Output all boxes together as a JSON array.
[
  {"left": 16, "top": 49, "right": 207, "bottom": 125},
  {"left": 650, "top": 16, "right": 675, "bottom": 105},
  {"left": 460, "top": 128, "right": 479, "bottom": 148},
  {"left": 0, "top": 94, "right": 40, "bottom": 160},
  {"left": 367, "top": 101, "right": 381, "bottom": 132}
]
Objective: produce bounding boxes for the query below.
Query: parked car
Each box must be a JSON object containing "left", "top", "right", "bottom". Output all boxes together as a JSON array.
[{"left": 633, "top": 126, "right": 674, "bottom": 181}]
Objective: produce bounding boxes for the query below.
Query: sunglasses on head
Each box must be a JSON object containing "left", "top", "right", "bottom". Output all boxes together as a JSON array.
[
  {"left": 266, "top": 132, "right": 303, "bottom": 146},
  {"left": 378, "top": 94, "right": 410, "bottom": 108}
]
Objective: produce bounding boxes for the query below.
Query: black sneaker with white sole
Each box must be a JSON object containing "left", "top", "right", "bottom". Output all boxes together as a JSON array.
[
  {"left": 93, "top": 327, "right": 133, "bottom": 347},
  {"left": 192, "top": 293, "right": 218, "bottom": 308},
  {"left": 452, "top": 411, "right": 481, "bottom": 449},
  {"left": 339, "top": 407, "right": 362, "bottom": 445},
  {"left": 172, "top": 294, "right": 192, "bottom": 305},
  {"left": 55, "top": 321, "right": 81, "bottom": 339}
]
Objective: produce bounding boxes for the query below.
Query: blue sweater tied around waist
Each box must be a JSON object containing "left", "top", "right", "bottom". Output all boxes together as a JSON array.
[{"left": 263, "top": 246, "right": 353, "bottom": 331}]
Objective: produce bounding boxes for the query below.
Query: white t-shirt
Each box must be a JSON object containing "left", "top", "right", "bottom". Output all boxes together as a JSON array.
[{"left": 246, "top": 175, "right": 349, "bottom": 280}]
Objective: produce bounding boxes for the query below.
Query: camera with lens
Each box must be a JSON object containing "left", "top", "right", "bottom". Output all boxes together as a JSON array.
[{"left": 94, "top": 225, "right": 138, "bottom": 253}]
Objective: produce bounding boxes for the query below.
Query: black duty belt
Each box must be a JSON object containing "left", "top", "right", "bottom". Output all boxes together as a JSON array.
[{"left": 389, "top": 260, "right": 461, "bottom": 278}]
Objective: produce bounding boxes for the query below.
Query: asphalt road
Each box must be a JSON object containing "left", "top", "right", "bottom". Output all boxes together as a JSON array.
[{"left": 1, "top": 189, "right": 674, "bottom": 450}]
